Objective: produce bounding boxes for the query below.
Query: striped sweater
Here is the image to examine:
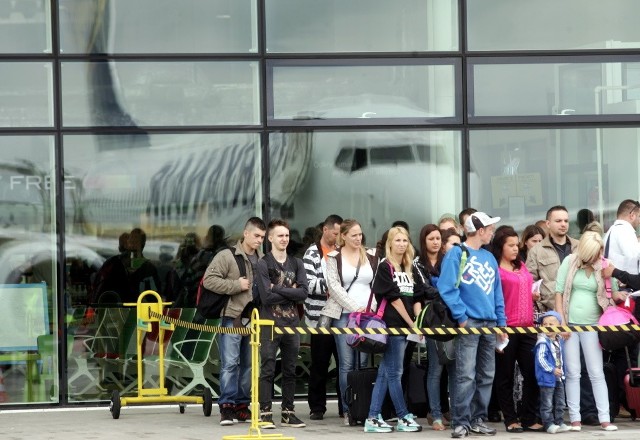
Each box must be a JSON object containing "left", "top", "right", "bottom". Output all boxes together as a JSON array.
[{"left": 303, "top": 243, "right": 329, "bottom": 327}]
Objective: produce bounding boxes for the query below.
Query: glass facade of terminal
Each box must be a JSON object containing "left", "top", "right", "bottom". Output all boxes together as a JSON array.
[{"left": 0, "top": 0, "right": 640, "bottom": 406}]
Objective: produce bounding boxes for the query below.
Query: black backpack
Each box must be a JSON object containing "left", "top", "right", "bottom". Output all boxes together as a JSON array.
[
  {"left": 415, "top": 243, "right": 469, "bottom": 342},
  {"left": 196, "top": 247, "right": 247, "bottom": 319}
]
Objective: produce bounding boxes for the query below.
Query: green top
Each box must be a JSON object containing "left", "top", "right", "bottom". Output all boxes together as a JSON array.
[{"left": 556, "top": 257, "right": 617, "bottom": 325}]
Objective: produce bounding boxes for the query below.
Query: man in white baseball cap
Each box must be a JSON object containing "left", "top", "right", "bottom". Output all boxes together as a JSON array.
[
  {"left": 464, "top": 211, "right": 501, "bottom": 234},
  {"left": 437, "top": 211, "right": 506, "bottom": 438}
]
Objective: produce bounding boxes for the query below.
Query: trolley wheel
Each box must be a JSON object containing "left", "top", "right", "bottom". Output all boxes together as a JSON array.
[
  {"left": 203, "top": 388, "right": 213, "bottom": 417},
  {"left": 110, "top": 390, "right": 121, "bottom": 419},
  {"left": 179, "top": 403, "right": 186, "bottom": 414},
  {"left": 348, "top": 413, "right": 357, "bottom": 426},
  {"left": 631, "top": 408, "right": 637, "bottom": 421}
]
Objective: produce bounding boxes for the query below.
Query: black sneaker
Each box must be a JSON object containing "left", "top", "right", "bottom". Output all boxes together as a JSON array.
[
  {"left": 470, "top": 421, "right": 496, "bottom": 436},
  {"left": 220, "top": 404, "right": 236, "bottom": 426},
  {"left": 451, "top": 426, "right": 469, "bottom": 438},
  {"left": 282, "top": 411, "right": 306, "bottom": 428},
  {"left": 260, "top": 411, "right": 276, "bottom": 429},
  {"left": 309, "top": 411, "right": 324, "bottom": 420},
  {"left": 235, "top": 404, "right": 251, "bottom": 422}
]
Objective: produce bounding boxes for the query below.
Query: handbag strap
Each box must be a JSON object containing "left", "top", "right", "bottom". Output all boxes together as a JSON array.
[
  {"left": 344, "top": 258, "right": 361, "bottom": 293},
  {"left": 370, "top": 260, "right": 396, "bottom": 318},
  {"left": 364, "top": 261, "right": 391, "bottom": 316},
  {"left": 602, "top": 257, "right": 613, "bottom": 299}
]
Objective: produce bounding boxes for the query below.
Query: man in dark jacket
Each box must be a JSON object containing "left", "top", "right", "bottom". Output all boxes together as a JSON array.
[{"left": 256, "top": 219, "right": 309, "bottom": 429}]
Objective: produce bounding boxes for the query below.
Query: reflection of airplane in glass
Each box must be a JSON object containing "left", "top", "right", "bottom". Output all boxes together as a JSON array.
[
  {"left": 76, "top": 132, "right": 312, "bottom": 237},
  {"left": 278, "top": 131, "right": 463, "bottom": 242},
  {"left": 74, "top": 128, "right": 468, "bottom": 246}
]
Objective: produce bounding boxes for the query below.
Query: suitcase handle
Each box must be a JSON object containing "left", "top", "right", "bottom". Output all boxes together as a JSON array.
[
  {"left": 344, "top": 385, "right": 353, "bottom": 405},
  {"left": 626, "top": 346, "right": 638, "bottom": 387}
]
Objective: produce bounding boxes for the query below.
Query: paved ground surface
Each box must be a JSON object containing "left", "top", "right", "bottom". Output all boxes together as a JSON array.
[{"left": 2, "top": 401, "right": 640, "bottom": 440}]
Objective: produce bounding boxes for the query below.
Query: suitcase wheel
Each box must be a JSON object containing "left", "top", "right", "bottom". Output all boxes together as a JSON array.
[
  {"left": 631, "top": 409, "right": 637, "bottom": 421},
  {"left": 348, "top": 413, "right": 357, "bottom": 426}
]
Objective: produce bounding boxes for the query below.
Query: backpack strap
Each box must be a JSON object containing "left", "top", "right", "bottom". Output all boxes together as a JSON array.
[
  {"left": 453, "top": 243, "right": 469, "bottom": 288},
  {"left": 230, "top": 247, "right": 247, "bottom": 278}
]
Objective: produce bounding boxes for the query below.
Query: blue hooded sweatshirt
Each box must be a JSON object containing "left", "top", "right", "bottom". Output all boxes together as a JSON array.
[{"left": 436, "top": 243, "right": 506, "bottom": 326}]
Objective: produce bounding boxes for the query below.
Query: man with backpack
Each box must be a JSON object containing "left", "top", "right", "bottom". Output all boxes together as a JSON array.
[
  {"left": 202, "top": 217, "right": 266, "bottom": 426},
  {"left": 437, "top": 212, "right": 506, "bottom": 439},
  {"left": 255, "top": 218, "right": 309, "bottom": 429}
]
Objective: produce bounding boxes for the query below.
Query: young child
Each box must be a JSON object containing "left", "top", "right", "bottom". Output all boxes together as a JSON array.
[{"left": 534, "top": 311, "right": 571, "bottom": 434}]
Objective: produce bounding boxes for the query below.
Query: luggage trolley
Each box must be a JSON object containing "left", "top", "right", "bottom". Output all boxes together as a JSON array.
[{"left": 109, "top": 290, "right": 213, "bottom": 419}]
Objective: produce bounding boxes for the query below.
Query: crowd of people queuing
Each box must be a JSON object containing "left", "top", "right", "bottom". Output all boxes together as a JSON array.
[{"left": 91, "top": 199, "right": 640, "bottom": 437}]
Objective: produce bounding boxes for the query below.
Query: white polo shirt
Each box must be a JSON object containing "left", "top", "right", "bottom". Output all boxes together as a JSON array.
[{"left": 604, "top": 219, "right": 640, "bottom": 274}]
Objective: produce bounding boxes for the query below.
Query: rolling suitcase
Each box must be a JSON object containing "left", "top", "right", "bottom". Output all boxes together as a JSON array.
[
  {"left": 406, "top": 345, "right": 428, "bottom": 417},
  {"left": 623, "top": 346, "right": 640, "bottom": 420},
  {"left": 344, "top": 353, "right": 394, "bottom": 426}
]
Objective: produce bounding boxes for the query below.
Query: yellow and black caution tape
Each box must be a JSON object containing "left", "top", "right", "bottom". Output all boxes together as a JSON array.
[
  {"left": 272, "top": 324, "right": 640, "bottom": 336},
  {"left": 147, "top": 307, "right": 640, "bottom": 337},
  {"left": 148, "top": 309, "right": 252, "bottom": 335}
]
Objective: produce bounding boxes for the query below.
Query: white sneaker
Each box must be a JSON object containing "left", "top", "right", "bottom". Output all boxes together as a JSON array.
[
  {"left": 569, "top": 423, "right": 581, "bottom": 432},
  {"left": 396, "top": 413, "right": 422, "bottom": 432},
  {"left": 364, "top": 415, "right": 393, "bottom": 433},
  {"left": 546, "top": 424, "right": 559, "bottom": 434},
  {"left": 556, "top": 424, "right": 571, "bottom": 433},
  {"left": 601, "top": 424, "right": 618, "bottom": 431}
]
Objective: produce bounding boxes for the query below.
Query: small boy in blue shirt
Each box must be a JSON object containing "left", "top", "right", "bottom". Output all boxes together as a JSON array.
[{"left": 534, "top": 311, "right": 570, "bottom": 434}]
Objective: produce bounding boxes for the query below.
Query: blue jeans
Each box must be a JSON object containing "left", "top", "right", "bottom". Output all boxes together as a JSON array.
[
  {"left": 426, "top": 338, "right": 457, "bottom": 421},
  {"left": 540, "top": 382, "right": 566, "bottom": 429},
  {"left": 368, "top": 335, "right": 408, "bottom": 419},
  {"left": 334, "top": 312, "right": 368, "bottom": 413},
  {"left": 452, "top": 318, "right": 496, "bottom": 428},
  {"left": 218, "top": 317, "right": 252, "bottom": 406}
]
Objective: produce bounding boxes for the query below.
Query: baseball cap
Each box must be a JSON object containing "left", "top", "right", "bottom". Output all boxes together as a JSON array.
[
  {"left": 538, "top": 310, "right": 563, "bottom": 325},
  {"left": 464, "top": 212, "right": 501, "bottom": 233}
]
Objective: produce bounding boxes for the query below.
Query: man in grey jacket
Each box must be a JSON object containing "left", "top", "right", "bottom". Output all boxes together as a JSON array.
[{"left": 203, "top": 217, "right": 266, "bottom": 426}]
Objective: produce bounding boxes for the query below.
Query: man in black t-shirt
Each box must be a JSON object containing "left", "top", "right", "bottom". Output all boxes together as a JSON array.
[{"left": 256, "top": 219, "right": 309, "bottom": 429}]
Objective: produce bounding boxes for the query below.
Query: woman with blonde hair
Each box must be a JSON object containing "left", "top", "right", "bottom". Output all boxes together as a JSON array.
[
  {"left": 322, "top": 219, "right": 378, "bottom": 424},
  {"left": 364, "top": 226, "right": 423, "bottom": 433},
  {"left": 555, "top": 228, "right": 625, "bottom": 432}
]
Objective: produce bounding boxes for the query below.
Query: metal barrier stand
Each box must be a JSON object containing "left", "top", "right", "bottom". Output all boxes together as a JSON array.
[
  {"left": 109, "top": 290, "right": 212, "bottom": 419},
  {"left": 222, "top": 308, "right": 294, "bottom": 440}
]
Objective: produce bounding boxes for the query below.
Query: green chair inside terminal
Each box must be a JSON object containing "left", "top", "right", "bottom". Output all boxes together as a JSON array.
[{"left": 36, "top": 333, "right": 74, "bottom": 401}]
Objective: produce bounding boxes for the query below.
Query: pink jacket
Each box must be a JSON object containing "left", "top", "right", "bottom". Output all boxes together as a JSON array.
[{"left": 499, "top": 265, "right": 534, "bottom": 327}]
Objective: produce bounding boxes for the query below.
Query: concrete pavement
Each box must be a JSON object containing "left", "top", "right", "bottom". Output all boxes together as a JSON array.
[{"left": 2, "top": 401, "right": 640, "bottom": 440}]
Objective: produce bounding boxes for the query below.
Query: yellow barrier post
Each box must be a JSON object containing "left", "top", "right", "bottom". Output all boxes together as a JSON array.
[
  {"left": 109, "top": 290, "right": 213, "bottom": 419},
  {"left": 223, "top": 308, "right": 294, "bottom": 440}
]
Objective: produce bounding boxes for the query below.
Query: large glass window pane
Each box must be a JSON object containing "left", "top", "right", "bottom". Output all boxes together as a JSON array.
[
  {"left": 467, "top": 0, "right": 640, "bottom": 52},
  {"left": 470, "top": 58, "right": 640, "bottom": 120},
  {"left": 0, "top": 136, "right": 59, "bottom": 404},
  {"left": 265, "top": 0, "right": 458, "bottom": 53},
  {"left": 63, "top": 132, "right": 262, "bottom": 401},
  {"left": 0, "top": 62, "right": 53, "bottom": 127},
  {"left": 270, "top": 130, "right": 463, "bottom": 246},
  {"left": 0, "top": 0, "right": 51, "bottom": 53},
  {"left": 61, "top": 61, "right": 260, "bottom": 127},
  {"left": 269, "top": 60, "right": 459, "bottom": 125},
  {"left": 59, "top": 0, "right": 257, "bottom": 54},
  {"left": 469, "top": 127, "right": 640, "bottom": 235}
]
